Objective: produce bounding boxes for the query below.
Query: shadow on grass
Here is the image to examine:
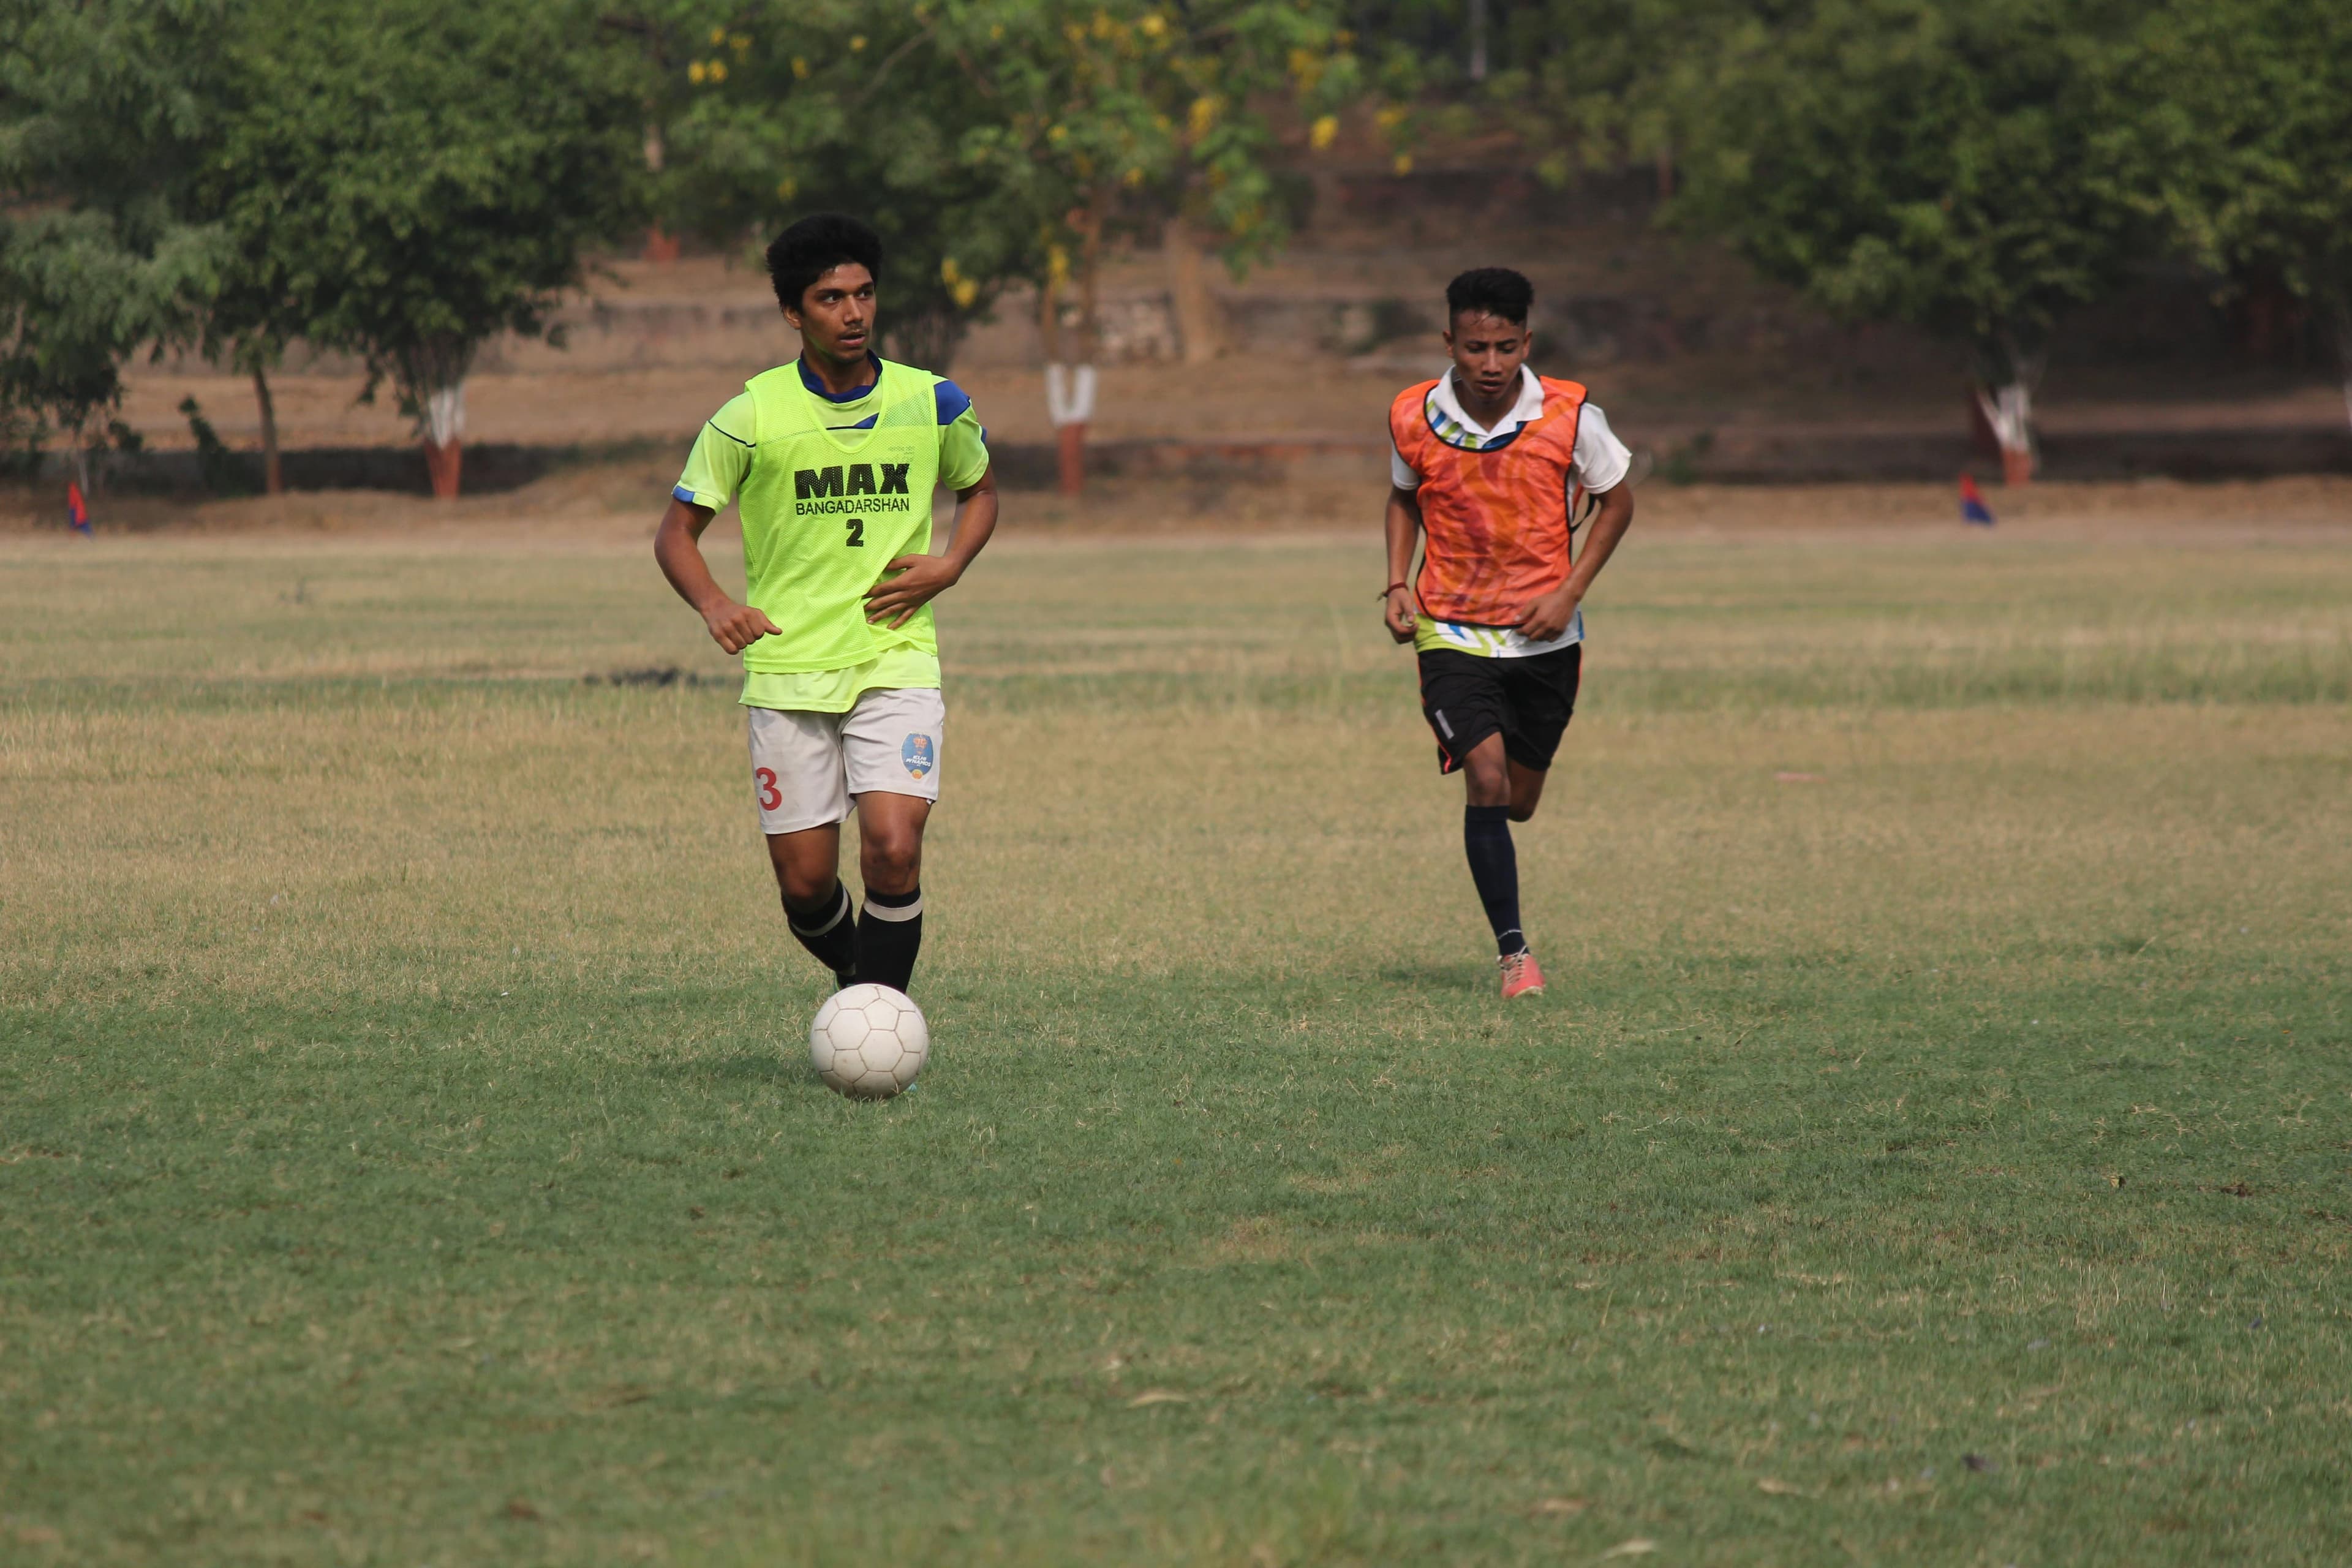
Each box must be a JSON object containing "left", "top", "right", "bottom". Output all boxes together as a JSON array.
[{"left": 1372, "top": 961, "right": 1490, "bottom": 997}]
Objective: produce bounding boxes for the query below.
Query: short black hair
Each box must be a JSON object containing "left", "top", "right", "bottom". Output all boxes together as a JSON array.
[
  {"left": 767, "top": 213, "right": 883, "bottom": 312},
  {"left": 1445, "top": 266, "right": 1533, "bottom": 328}
]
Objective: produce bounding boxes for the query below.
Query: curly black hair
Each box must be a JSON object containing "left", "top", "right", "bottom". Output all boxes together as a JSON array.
[{"left": 767, "top": 213, "right": 883, "bottom": 313}]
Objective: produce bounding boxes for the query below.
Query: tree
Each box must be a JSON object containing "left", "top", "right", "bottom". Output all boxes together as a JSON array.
[
  {"left": 2103, "top": 0, "right": 2352, "bottom": 430},
  {"left": 954, "top": 0, "right": 1372, "bottom": 490},
  {"left": 1674, "top": 0, "right": 2141, "bottom": 482},
  {"left": 660, "top": 0, "right": 1376, "bottom": 491},
  {"left": 0, "top": 0, "right": 225, "bottom": 494},
  {"left": 204, "top": 0, "right": 647, "bottom": 498},
  {"left": 655, "top": 0, "right": 1027, "bottom": 374},
  {"left": 1371, "top": 0, "right": 1755, "bottom": 198}
]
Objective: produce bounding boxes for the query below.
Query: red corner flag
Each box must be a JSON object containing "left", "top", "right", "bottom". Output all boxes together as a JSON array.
[
  {"left": 1959, "top": 474, "right": 1996, "bottom": 527},
  {"left": 67, "top": 480, "right": 91, "bottom": 535}
]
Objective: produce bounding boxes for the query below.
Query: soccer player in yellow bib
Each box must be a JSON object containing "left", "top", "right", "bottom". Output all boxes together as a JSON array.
[{"left": 654, "top": 214, "right": 1000, "bottom": 997}]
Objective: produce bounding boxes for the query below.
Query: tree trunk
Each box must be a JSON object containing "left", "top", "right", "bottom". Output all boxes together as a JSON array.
[
  {"left": 1971, "top": 336, "right": 2043, "bottom": 487},
  {"left": 885, "top": 305, "right": 963, "bottom": 374},
  {"left": 252, "top": 364, "right": 283, "bottom": 495},
  {"left": 1973, "top": 380, "right": 2037, "bottom": 485},
  {"left": 2332, "top": 308, "right": 2352, "bottom": 435},
  {"left": 1654, "top": 141, "right": 1675, "bottom": 202},
  {"left": 1164, "top": 217, "right": 1222, "bottom": 366},
  {"left": 1042, "top": 200, "right": 1107, "bottom": 497},
  {"left": 422, "top": 380, "right": 466, "bottom": 500}
]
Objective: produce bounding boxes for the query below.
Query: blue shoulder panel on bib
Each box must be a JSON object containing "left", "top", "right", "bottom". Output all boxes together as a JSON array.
[{"left": 933, "top": 380, "right": 972, "bottom": 425}]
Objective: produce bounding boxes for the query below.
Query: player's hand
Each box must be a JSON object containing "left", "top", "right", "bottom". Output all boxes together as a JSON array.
[
  {"left": 1383, "top": 585, "right": 1417, "bottom": 643},
  {"left": 1517, "top": 586, "right": 1580, "bottom": 643},
  {"left": 864, "top": 554, "right": 962, "bottom": 629},
  {"left": 701, "top": 598, "right": 781, "bottom": 654}
]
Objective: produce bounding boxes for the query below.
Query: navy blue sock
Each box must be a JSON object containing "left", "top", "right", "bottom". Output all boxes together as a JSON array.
[
  {"left": 856, "top": 884, "right": 924, "bottom": 994},
  {"left": 1463, "top": 805, "right": 1526, "bottom": 956},
  {"left": 785, "top": 880, "right": 858, "bottom": 986}
]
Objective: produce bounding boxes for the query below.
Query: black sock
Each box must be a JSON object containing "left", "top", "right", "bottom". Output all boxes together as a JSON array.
[
  {"left": 1463, "top": 805, "right": 1527, "bottom": 956},
  {"left": 785, "top": 881, "right": 858, "bottom": 985},
  {"left": 856, "top": 884, "right": 924, "bottom": 994}
]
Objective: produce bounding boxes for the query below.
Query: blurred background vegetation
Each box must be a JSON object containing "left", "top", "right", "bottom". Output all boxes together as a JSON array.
[{"left": 2, "top": 0, "right": 2346, "bottom": 492}]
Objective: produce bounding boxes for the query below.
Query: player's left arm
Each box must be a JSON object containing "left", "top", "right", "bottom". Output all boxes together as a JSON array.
[
  {"left": 865, "top": 399, "right": 1000, "bottom": 628},
  {"left": 1520, "top": 483, "right": 1632, "bottom": 642},
  {"left": 1520, "top": 407, "right": 1638, "bottom": 642}
]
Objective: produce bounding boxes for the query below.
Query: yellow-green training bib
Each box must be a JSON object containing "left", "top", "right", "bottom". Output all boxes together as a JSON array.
[{"left": 737, "top": 357, "right": 943, "bottom": 675}]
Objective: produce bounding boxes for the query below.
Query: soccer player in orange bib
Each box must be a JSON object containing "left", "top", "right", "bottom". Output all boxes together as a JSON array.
[{"left": 1383, "top": 268, "right": 1637, "bottom": 1000}]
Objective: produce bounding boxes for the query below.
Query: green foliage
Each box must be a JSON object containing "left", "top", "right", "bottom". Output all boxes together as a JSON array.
[
  {"left": 656, "top": 0, "right": 1025, "bottom": 369},
  {"left": 200, "top": 0, "right": 648, "bottom": 429},
  {"left": 957, "top": 0, "right": 1366, "bottom": 272},
  {"left": 1674, "top": 0, "right": 2142, "bottom": 383},
  {"left": 2101, "top": 0, "right": 2352, "bottom": 356},
  {"left": 657, "top": 0, "right": 1375, "bottom": 366},
  {"left": 1416, "top": 0, "right": 1760, "bottom": 186},
  {"left": 0, "top": 0, "right": 227, "bottom": 462}
]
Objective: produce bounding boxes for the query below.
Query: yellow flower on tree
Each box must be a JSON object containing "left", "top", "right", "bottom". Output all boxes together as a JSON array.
[
  {"left": 707, "top": 59, "right": 727, "bottom": 83},
  {"left": 850, "top": 35, "right": 866, "bottom": 51},
  {"left": 1392, "top": 152, "right": 1414, "bottom": 175},
  {"left": 688, "top": 60, "right": 707, "bottom": 85},
  {"left": 791, "top": 56, "right": 809, "bottom": 78},
  {"left": 1310, "top": 115, "right": 1338, "bottom": 151}
]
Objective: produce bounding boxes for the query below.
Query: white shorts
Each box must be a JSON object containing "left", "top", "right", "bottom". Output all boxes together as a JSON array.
[{"left": 746, "top": 687, "right": 943, "bottom": 835}]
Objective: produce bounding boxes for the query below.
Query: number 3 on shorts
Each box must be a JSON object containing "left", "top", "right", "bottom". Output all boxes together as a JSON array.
[{"left": 754, "top": 766, "right": 782, "bottom": 811}]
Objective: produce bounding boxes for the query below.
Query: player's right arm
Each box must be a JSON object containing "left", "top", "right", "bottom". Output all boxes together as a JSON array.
[
  {"left": 654, "top": 497, "right": 780, "bottom": 654},
  {"left": 1382, "top": 484, "right": 1423, "bottom": 643},
  {"left": 655, "top": 395, "right": 780, "bottom": 654}
]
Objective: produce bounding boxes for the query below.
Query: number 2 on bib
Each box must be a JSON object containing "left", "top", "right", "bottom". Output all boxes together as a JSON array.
[{"left": 843, "top": 516, "right": 864, "bottom": 548}]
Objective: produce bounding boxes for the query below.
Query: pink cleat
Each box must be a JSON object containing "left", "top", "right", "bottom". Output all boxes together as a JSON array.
[{"left": 1498, "top": 949, "right": 1547, "bottom": 1000}]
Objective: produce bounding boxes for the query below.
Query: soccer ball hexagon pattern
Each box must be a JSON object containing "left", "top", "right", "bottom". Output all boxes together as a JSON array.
[{"left": 808, "top": 984, "right": 930, "bottom": 1099}]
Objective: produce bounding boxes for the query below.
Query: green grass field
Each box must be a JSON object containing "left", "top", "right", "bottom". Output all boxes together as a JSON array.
[{"left": 4, "top": 497, "right": 2350, "bottom": 1564}]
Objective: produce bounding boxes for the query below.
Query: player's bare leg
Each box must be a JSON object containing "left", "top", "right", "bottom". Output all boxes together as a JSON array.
[
  {"left": 1463, "top": 740, "right": 1550, "bottom": 822},
  {"left": 850, "top": 791, "right": 929, "bottom": 993},
  {"left": 767, "top": 824, "right": 858, "bottom": 987},
  {"left": 1460, "top": 734, "right": 1547, "bottom": 998}
]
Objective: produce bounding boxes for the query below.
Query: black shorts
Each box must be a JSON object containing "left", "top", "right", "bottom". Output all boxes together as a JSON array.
[{"left": 1417, "top": 643, "right": 1583, "bottom": 774}]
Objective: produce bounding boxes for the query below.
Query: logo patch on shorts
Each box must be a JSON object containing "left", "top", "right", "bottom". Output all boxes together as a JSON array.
[{"left": 901, "top": 733, "right": 935, "bottom": 779}]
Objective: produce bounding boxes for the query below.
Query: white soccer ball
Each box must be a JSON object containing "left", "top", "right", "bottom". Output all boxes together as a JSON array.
[{"left": 808, "top": 984, "right": 929, "bottom": 1099}]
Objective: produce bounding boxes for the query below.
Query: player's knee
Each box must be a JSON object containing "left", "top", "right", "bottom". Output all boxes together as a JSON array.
[
  {"left": 1463, "top": 758, "right": 1510, "bottom": 805},
  {"left": 777, "top": 864, "right": 837, "bottom": 911},
  {"left": 860, "top": 835, "right": 922, "bottom": 893},
  {"left": 1507, "top": 800, "right": 1539, "bottom": 824}
]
